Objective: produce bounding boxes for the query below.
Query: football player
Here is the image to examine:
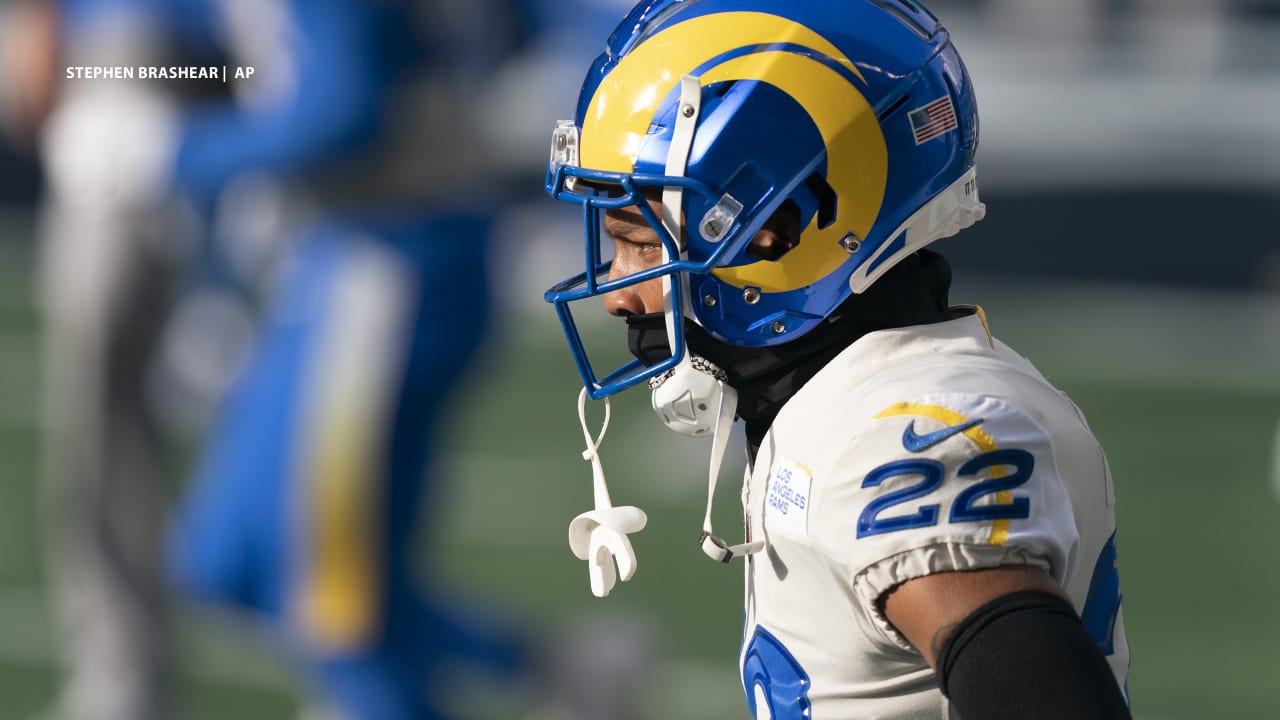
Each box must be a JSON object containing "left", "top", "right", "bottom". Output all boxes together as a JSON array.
[
  {"left": 541, "top": 1, "right": 1132, "bottom": 718},
  {"left": 165, "top": 1, "right": 537, "bottom": 719}
]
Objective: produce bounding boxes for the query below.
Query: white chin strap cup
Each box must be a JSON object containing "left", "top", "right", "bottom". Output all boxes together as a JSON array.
[
  {"left": 649, "top": 355, "right": 728, "bottom": 437},
  {"left": 568, "top": 388, "right": 648, "bottom": 598}
]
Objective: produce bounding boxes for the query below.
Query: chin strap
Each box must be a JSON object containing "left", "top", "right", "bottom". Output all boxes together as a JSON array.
[
  {"left": 568, "top": 388, "right": 648, "bottom": 598},
  {"left": 659, "top": 75, "right": 760, "bottom": 562},
  {"left": 697, "top": 381, "right": 764, "bottom": 562},
  {"left": 657, "top": 73, "right": 700, "bottom": 386}
]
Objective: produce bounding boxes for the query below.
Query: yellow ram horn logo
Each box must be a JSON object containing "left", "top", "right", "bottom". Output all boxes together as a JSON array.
[{"left": 580, "top": 11, "right": 889, "bottom": 292}]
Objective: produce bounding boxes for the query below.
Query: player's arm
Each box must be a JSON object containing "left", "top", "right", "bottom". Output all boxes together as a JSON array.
[
  {"left": 883, "top": 566, "right": 1132, "bottom": 719},
  {"left": 174, "top": 0, "right": 389, "bottom": 197}
]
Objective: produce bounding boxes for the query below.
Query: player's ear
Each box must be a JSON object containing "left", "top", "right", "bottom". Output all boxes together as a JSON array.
[{"left": 746, "top": 200, "right": 801, "bottom": 261}]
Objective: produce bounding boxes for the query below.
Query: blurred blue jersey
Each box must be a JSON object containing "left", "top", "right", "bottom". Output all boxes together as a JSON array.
[
  {"left": 153, "top": 1, "right": 535, "bottom": 718},
  {"left": 170, "top": 215, "right": 525, "bottom": 720},
  {"left": 61, "top": 0, "right": 525, "bottom": 203}
]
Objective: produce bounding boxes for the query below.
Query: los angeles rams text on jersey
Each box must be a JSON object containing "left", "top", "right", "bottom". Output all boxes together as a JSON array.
[{"left": 740, "top": 310, "right": 1128, "bottom": 719}]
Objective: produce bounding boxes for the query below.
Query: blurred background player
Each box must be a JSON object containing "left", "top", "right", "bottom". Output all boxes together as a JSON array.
[
  {"left": 159, "top": 1, "right": 545, "bottom": 719},
  {"left": 3, "top": 0, "right": 540, "bottom": 718},
  {"left": 4, "top": 1, "right": 222, "bottom": 718}
]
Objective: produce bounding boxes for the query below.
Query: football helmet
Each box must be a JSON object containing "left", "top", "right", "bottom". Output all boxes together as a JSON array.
[{"left": 545, "top": 0, "right": 984, "bottom": 399}]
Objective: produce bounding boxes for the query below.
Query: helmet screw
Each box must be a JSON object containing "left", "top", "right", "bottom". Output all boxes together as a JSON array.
[
  {"left": 742, "top": 287, "right": 760, "bottom": 305},
  {"left": 702, "top": 294, "right": 717, "bottom": 307},
  {"left": 555, "top": 134, "right": 568, "bottom": 152},
  {"left": 681, "top": 104, "right": 696, "bottom": 118},
  {"left": 702, "top": 219, "right": 723, "bottom": 238},
  {"left": 840, "top": 233, "right": 862, "bottom": 253},
  {"left": 771, "top": 320, "right": 787, "bottom": 335}
]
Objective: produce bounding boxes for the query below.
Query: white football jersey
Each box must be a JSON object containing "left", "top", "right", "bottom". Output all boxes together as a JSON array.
[{"left": 738, "top": 308, "right": 1128, "bottom": 719}]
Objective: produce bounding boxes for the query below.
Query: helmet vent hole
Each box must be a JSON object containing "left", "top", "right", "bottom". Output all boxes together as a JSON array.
[
  {"left": 715, "top": 80, "right": 738, "bottom": 97},
  {"left": 804, "top": 173, "right": 838, "bottom": 229},
  {"left": 746, "top": 200, "right": 802, "bottom": 261},
  {"left": 869, "top": 0, "right": 938, "bottom": 38},
  {"left": 876, "top": 92, "right": 912, "bottom": 122}
]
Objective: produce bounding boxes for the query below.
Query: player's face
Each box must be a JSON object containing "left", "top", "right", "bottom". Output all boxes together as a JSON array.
[
  {"left": 602, "top": 196, "right": 668, "bottom": 317},
  {"left": 601, "top": 195, "right": 798, "bottom": 317}
]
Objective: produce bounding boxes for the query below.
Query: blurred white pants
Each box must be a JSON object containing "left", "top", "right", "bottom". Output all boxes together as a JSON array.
[{"left": 37, "top": 84, "right": 183, "bottom": 720}]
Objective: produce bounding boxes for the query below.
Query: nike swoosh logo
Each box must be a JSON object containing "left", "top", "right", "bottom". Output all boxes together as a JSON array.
[{"left": 901, "top": 418, "right": 985, "bottom": 452}]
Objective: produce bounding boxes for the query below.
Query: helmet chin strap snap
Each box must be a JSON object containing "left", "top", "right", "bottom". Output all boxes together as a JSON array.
[{"left": 568, "top": 388, "right": 648, "bottom": 598}]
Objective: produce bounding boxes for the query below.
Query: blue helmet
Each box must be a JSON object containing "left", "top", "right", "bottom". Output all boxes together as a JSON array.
[{"left": 545, "top": 0, "right": 984, "bottom": 399}]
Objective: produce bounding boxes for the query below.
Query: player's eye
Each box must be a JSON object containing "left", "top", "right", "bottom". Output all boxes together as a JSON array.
[{"left": 611, "top": 233, "right": 661, "bottom": 253}]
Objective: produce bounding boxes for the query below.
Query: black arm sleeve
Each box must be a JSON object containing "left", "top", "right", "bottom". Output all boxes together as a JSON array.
[{"left": 936, "top": 590, "right": 1131, "bottom": 720}]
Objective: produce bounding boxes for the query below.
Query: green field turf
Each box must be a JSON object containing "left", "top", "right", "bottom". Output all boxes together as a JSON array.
[{"left": 1, "top": 218, "right": 1277, "bottom": 719}]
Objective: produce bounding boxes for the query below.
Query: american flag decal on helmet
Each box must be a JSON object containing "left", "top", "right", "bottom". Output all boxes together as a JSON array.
[{"left": 909, "top": 96, "right": 958, "bottom": 144}]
